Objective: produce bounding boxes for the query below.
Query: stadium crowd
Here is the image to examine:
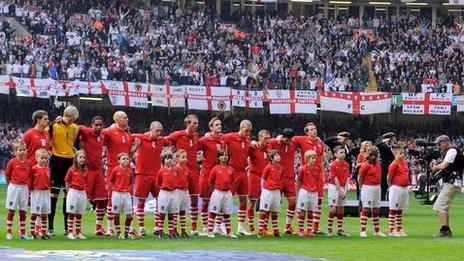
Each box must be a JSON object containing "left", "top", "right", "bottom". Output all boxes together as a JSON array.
[{"left": 0, "top": 1, "right": 463, "bottom": 93}]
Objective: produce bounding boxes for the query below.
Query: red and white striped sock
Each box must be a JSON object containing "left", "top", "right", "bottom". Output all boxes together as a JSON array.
[
  {"left": 136, "top": 203, "right": 145, "bottom": 229},
  {"left": 223, "top": 214, "right": 231, "bottom": 235},
  {"left": 372, "top": 211, "right": 380, "bottom": 233},
  {"left": 247, "top": 208, "right": 255, "bottom": 229},
  {"left": 200, "top": 203, "right": 209, "bottom": 230},
  {"left": 336, "top": 212, "right": 344, "bottom": 232},
  {"left": 312, "top": 200, "right": 322, "bottom": 232},
  {"left": 271, "top": 212, "right": 279, "bottom": 233},
  {"left": 306, "top": 210, "right": 313, "bottom": 228},
  {"left": 96, "top": 207, "right": 105, "bottom": 227},
  {"left": 360, "top": 210, "right": 368, "bottom": 232},
  {"left": 327, "top": 211, "right": 336, "bottom": 231},
  {"left": 215, "top": 213, "right": 223, "bottom": 229},
  {"left": 388, "top": 210, "right": 396, "bottom": 233},
  {"left": 168, "top": 214, "right": 175, "bottom": 234},
  {"left": 41, "top": 215, "right": 48, "bottom": 235},
  {"left": 238, "top": 206, "right": 247, "bottom": 226},
  {"left": 190, "top": 205, "right": 199, "bottom": 231},
  {"left": 6, "top": 211, "right": 14, "bottom": 234},
  {"left": 19, "top": 211, "right": 26, "bottom": 235},
  {"left": 106, "top": 204, "right": 114, "bottom": 231},
  {"left": 207, "top": 213, "right": 216, "bottom": 234},
  {"left": 75, "top": 214, "right": 82, "bottom": 234},
  {"left": 67, "top": 213, "right": 75, "bottom": 235},
  {"left": 395, "top": 210, "right": 403, "bottom": 232},
  {"left": 297, "top": 211, "right": 305, "bottom": 232},
  {"left": 285, "top": 204, "right": 296, "bottom": 226},
  {"left": 158, "top": 213, "right": 165, "bottom": 233},
  {"left": 259, "top": 212, "right": 268, "bottom": 231},
  {"left": 124, "top": 215, "right": 132, "bottom": 235},
  {"left": 30, "top": 214, "right": 37, "bottom": 235},
  {"left": 114, "top": 215, "right": 121, "bottom": 235},
  {"left": 179, "top": 211, "right": 187, "bottom": 233}
]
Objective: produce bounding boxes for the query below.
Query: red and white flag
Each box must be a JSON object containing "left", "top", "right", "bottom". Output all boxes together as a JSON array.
[
  {"left": 186, "top": 85, "right": 231, "bottom": 111},
  {"left": 49, "top": 80, "right": 79, "bottom": 97},
  {"left": 102, "top": 80, "right": 149, "bottom": 108},
  {"left": 151, "top": 84, "right": 185, "bottom": 108},
  {"left": 12, "top": 77, "right": 52, "bottom": 98},
  {"left": 320, "top": 92, "right": 392, "bottom": 115},
  {"left": 457, "top": 95, "right": 464, "bottom": 112},
  {"left": 0, "top": 75, "right": 10, "bottom": 95},
  {"left": 72, "top": 80, "right": 102, "bottom": 95},
  {"left": 402, "top": 93, "right": 452, "bottom": 115},
  {"left": 232, "top": 89, "right": 263, "bottom": 108},
  {"left": 267, "top": 90, "right": 317, "bottom": 114}
]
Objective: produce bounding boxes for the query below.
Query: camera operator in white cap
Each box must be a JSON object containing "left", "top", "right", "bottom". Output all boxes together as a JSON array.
[{"left": 431, "top": 135, "right": 464, "bottom": 238}]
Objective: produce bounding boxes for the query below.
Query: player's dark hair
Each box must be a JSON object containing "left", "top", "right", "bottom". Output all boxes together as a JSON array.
[
  {"left": 91, "top": 116, "right": 103, "bottom": 124},
  {"left": 282, "top": 128, "right": 295, "bottom": 139},
  {"left": 304, "top": 122, "right": 316, "bottom": 133},
  {"left": 32, "top": 110, "right": 48, "bottom": 123}
]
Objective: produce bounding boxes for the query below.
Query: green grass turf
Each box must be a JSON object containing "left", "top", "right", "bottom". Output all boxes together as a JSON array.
[{"left": 0, "top": 185, "right": 463, "bottom": 260}]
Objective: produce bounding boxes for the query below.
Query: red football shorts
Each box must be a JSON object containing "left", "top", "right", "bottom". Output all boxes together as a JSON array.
[
  {"left": 199, "top": 170, "right": 212, "bottom": 199},
  {"left": 86, "top": 169, "right": 107, "bottom": 201},
  {"left": 247, "top": 174, "right": 262, "bottom": 200},
  {"left": 134, "top": 174, "right": 159, "bottom": 199},
  {"left": 282, "top": 177, "right": 296, "bottom": 198},
  {"left": 233, "top": 171, "right": 248, "bottom": 196},
  {"left": 188, "top": 170, "right": 200, "bottom": 196}
]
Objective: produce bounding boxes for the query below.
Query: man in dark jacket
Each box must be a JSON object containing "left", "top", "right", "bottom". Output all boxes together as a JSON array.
[{"left": 376, "top": 132, "right": 396, "bottom": 201}]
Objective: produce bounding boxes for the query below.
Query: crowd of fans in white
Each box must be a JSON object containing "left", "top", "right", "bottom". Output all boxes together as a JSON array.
[{"left": 0, "top": 0, "right": 463, "bottom": 93}]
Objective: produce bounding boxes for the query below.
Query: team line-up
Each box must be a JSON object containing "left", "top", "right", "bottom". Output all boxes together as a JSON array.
[{"left": 4, "top": 106, "right": 418, "bottom": 240}]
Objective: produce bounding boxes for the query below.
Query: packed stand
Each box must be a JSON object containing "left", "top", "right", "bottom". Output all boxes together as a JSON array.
[{"left": 0, "top": 1, "right": 462, "bottom": 93}]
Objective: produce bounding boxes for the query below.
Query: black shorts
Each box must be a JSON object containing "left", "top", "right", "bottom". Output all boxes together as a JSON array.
[{"left": 50, "top": 155, "right": 74, "bottom": 189}]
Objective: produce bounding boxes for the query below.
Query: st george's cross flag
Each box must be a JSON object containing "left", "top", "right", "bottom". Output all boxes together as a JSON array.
[
  {"left": 402, "top": 93, "right": 452, "bottom": 115},
  {"left": 267, "top": 90, "right": 317, "bottom": 114},
  {"left": 231, "top": 89, "right": 263, "bottom": 108},
  {"left": 151, "top": 84, "right": 185, "bottom": 108},
  {"left": 102, "top": 80, "right": 149, "bottom": 108},
  {"left": 186, "top": 85, "right": 231, "bottom": 111},
  {"left": 320, "top": 92, "right": 392, "bottom": 115}
]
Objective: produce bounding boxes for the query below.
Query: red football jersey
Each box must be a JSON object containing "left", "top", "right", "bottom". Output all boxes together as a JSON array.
[
  {"left": 293, "top": 135, "right": 325, "bottom": 167},
  {"left": 65, "top": 166, "right": 87, "bottom": 190},
  {"left": 268, "top": 138, "right": 297, "bottom": 178},
  {"left": 209, "top": 164, "right": 234, "bottom": 191},
  {"left": 359, "top": 162, "right": 382, "bottom": 186},
  {"left": 132, "top": 133, "right": 169, "bottom": 175},
  {"left": 156, "top": 167, "right": 178, "bottom": 191},
  {"left": 388, "top": 159, "right": 410, "bottom": 187},
  {"left": 29, "top": 165, "right": 51, "bottom": 190},
  {"left": 262, "top": 163, "right": 283, "bottom": 190},
  {"left": 249, "top": 143, "right": 269, "bottom": 177},
  {"left": 176, "top": 165, "right": 189, "bottom": 190},
  {"left": 5, "top": 157, "right": 31, "bottom": 185},
  {"left": 198, "top": 134, "right": 226, "bottom": 173},
  {"left": 79, "top": 126, "right": 104, "bottom": 171},
  {"left": 23, "top": 128, "right": 50, "bottom": 165},
  {"left": 297, "top": 164, "right": 322, "bottom": 192},
  {"left": 108, "top": 165, "right": 132, "bottom": 192},
  {"left": 329, "top": 159, "right": 350, "bottom": 186},
  {"left": 103, "top": 127, "right": 132, "bottom": 170},
  {"left": 223, "top": 132, "right": 251, "bottom": 173},
  {"left": 167, "top": 130, "right": 199, "bottom": 174}
]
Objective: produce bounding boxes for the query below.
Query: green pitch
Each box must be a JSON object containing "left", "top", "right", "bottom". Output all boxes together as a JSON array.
[{"left": 0, "top": 185, "right": 463, "bottom": 260}]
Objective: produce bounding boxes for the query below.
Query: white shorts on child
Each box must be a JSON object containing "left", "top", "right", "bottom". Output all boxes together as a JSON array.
[
  {"left": 259, "top": 188, "right": 281, "bottom": 212},
  {"left": 66, "top": 188, "right": 87, "bottom": 214},
  {"left": 388, "top": 185, "right": 409, "bottom": 210},
  {"left": 328, "top": 184, "right": 347, "bottom": 207},
  {"left": 209, "top": 189, "right": 233, "bottom": 215},
  {"left": 31, "top": 189, "right": 51, "bottom": 214},
  {"left": 158, "top": 189, "right": 178, "bottom": 214},
  {"left": 5, "top": 183, "right": 28, "bottom": 211},
  {"left": 361, "top": 185, "right": 381, "bottom": 208},
  {"left": 176, "top": 189, "right": 190, "bottom": 212},
  {"left": 297, "top": 189, "right": 318, "bottom": 211},
  {"left": 111, "top": 191, "right": 133, "bottom": 215}
]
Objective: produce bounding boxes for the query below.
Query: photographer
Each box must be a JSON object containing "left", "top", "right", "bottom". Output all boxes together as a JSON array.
[{"left": 431, "top": 135, "right": 464, "bottom": 238}]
